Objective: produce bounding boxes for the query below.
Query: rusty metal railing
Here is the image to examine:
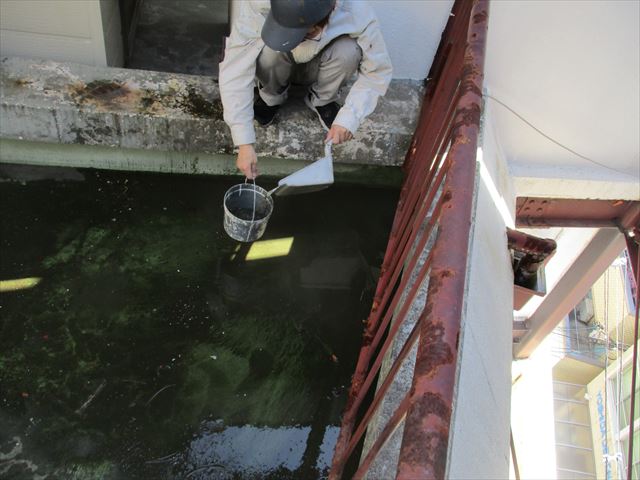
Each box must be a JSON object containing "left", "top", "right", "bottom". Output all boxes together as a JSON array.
[{"left": 329, "top": 1, "right": 489, "bottom": 478}]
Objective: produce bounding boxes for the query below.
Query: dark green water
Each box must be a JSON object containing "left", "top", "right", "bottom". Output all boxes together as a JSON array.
[{"left": 0, "top": 164, "right": 398, "bottom": 479}]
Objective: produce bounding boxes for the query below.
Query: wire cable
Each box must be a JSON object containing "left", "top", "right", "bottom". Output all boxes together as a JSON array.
[{"left": 484, "top": 94, "right": 638, "bottom": 179}]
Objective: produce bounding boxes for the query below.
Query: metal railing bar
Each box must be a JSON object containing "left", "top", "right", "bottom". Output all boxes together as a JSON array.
[
  {"left": 329, "top": 1, "right": 485, "bottom": 478},
  {"left": 330, "top": 148, "right": 449, "bottom": 480},
  {"left": 365, "top": 169, "right": 450, "bottom": 363},
  {"left": 370, "top": 0, "right": 470, "bottom": 313},
  {"left": 385, "top": 97, "right": 459, "bottom": 272},
  {"left": 395, "top": 1, "right": 488, "bottom": 478},
  {"left": 360, "top": 156, "right": 449, "bottom": 354},
  {"left": 352, "top": 393, "right": 412, "bottom": 480},
  {"left": 405, "top": 0, "right": 471, "bottom": 165},
  {"left": 342, "top": 310, "right": 423, "bottom": 462},
  {"left": 332, "top": 194, "right": 445, "bottom": 466},
  {"left": 375, "top": 111, "right": 456, "bottom": 302}
]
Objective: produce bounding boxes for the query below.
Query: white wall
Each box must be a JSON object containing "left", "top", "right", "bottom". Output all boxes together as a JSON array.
[
  {"left": 0, "top": 0, "right": 122, "bottom": 67},
  {"left": 511, "top": 339, "right": 562, "bottom": 480},
  {"left": 372, "top": 0, "right": 453, "bottom": 80},
  {"left": 485, "top": 0, "right": 640, "bottom": 186},
  {"left": 100, "top": 0, "right": 124, "bottom": 67},
  {"left": 447, "top": 102, "right": 514, "bottom": 478}
]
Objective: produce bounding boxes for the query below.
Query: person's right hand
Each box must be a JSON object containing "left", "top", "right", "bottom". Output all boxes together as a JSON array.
[{"left": 237, "top": 144, "right": 258, "bottom": 179}]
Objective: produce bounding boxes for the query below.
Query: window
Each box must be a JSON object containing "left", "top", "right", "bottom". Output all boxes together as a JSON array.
[{"left": 553, "top": 381, "right": 597, "bottom": 479}]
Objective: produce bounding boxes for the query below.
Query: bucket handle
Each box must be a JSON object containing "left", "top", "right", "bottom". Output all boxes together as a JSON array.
[{"left": 242, "top": 177, "right": 258, "bottom": 242}]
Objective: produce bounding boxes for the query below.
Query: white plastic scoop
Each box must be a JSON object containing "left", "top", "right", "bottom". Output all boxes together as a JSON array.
[{"left": 268, "top": 141, "right": 334, "bottom": 197}]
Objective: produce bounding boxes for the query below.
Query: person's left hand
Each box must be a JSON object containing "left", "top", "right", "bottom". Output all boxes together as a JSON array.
[{"left": 325, "top": 124, "right": 353, "bottom": 145}]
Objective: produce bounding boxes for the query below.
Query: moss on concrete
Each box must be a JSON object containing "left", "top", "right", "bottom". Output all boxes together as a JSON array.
[{"left": 180, "top": 86, "right": 224, "bottom": 120}]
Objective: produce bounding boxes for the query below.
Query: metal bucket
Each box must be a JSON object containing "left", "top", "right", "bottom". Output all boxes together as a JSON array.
[{"left": 223, "top": 183, "right": 274, "bottom": 242}]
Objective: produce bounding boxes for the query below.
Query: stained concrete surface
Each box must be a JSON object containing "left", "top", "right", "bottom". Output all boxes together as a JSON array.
[
  {"left": 0, "top": 56, "right": 422, "bottom": 166},
  {"left": 127, "top": 0, "right": 228, "bottom": 77}
]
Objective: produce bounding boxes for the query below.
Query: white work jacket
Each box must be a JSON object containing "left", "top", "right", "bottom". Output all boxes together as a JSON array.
[{"left": 219, "top": 0, "right": 393, "bottom": 146}]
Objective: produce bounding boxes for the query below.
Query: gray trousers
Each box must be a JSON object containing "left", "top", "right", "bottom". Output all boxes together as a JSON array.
[{"left": 256, "top": 36, "right": 362, "bottom": 107}]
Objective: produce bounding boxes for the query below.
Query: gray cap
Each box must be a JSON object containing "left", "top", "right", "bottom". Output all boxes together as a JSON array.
[{"left": 261, "top": 0, "right": 334, "bottom": 52}]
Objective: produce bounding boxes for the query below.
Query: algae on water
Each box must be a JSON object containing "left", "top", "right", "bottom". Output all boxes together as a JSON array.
[{"left": 0, "top": 165, "right": 398, "bottom": 479}]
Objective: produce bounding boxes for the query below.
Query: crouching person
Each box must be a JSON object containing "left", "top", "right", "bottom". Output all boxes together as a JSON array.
[{"left": 219, "top": 0, "right": 392, "bottom": 178}]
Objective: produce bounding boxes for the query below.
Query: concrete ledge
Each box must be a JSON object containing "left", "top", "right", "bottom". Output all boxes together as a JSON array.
[
  {"left": 0, "top": 138, "right": 403, "bottom": 187},
  {"left": 0, "top": 56, "right": 423, "bottom": 167}
]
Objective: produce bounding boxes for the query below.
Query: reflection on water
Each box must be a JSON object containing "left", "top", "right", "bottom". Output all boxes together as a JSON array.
[
  {"left": 0, "top": 164, "right": 398, "bottom": 479},
  {"left": 185, "top": 424, "right": 310, "bottom": 477}
]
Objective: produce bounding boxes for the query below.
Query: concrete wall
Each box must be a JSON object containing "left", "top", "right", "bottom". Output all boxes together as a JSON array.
[
  {"left": 0, "top": 0, "right": 111, "bottom": 66},
  {"left": 372, "top": 0, "right": 453, "bottom": 80},
  {"left": 511, "top": 339, "right": 562, "bottom": 480},
  {"left": 100, "top": 0, "right": 124, "bottom": 67},
  {"left": 0, "top": 0, "right": 452, "bottom": 78},
  {"left": 227, "top": 0, "right": 452, "bottom": 81},
  {"left": 446, "top": 102, "right": 514, "bottom": 478}
]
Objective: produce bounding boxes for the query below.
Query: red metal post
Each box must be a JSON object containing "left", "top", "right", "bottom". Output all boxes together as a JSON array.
[{"left": 395, "top": 1, "right": 489, "bottom": 479}]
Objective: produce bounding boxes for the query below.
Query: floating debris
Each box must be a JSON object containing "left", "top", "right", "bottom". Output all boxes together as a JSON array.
[
  {"left": 75, "top": 380, "right": 107, "bottom": 415},
  {"left": 145, "top": 384, "right": 176, "bottom": 406}
]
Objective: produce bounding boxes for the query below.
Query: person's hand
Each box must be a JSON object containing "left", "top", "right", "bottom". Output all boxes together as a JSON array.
[
  {"left": 237, "top": 144, "right": 258, "bottom": 179},
  {"left": 325, "top": 124, "right": 353, "bottom": 145}
]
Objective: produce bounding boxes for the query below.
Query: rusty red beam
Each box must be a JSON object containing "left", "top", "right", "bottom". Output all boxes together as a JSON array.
[
  {"left": 516, "top": 198, "right": 640, "bottom": 229},
  {"left": 507, "top": 228, "right": 557, "bottom": 257},
  {"left": 396, "top": 1, "right": 488, "bottom": 479}
]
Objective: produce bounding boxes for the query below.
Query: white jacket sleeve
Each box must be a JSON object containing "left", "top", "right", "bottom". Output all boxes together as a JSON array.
[
  {"left": 219, "top": 2, "right": 264, "bottom": 146},
  {"left": 333, "top": 9, "right": 393, "bottom": 135}
]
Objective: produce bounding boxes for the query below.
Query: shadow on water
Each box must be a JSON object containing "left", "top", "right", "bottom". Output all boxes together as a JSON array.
[{"left": 0, "top": 164, "right": 398, "bottom": 479}]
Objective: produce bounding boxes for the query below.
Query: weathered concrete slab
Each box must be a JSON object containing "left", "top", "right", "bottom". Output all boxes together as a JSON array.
[
  {"left": 0, "top": 56, "right": 422, "bottom": 166},
  {"left": 0, "top": 138, "right": 403, "bottom": 187}
]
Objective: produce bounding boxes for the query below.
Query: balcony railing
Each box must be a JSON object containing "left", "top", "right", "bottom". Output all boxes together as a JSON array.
[{"left": 329, "top": 1, "right": 489, "bottom": 478}]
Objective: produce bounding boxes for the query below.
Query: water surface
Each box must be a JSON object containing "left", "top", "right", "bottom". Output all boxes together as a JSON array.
[{"left": 0, "top": 164, "right": 397, "bottom": 479}]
